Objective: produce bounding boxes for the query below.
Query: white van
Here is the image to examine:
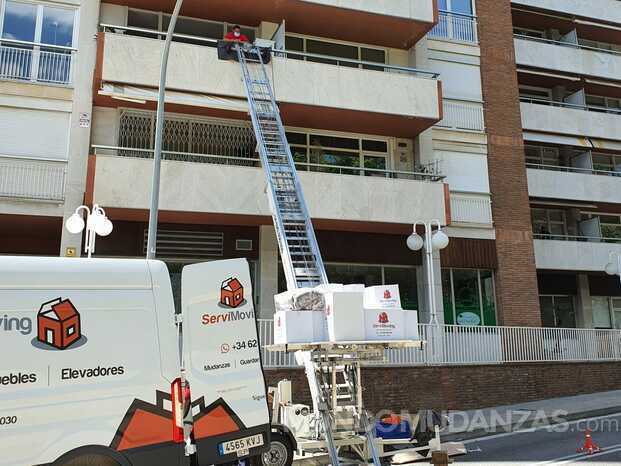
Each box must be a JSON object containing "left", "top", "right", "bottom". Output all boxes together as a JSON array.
[{"left": 0, "top": 256, "right": 291, "bottom": 466}]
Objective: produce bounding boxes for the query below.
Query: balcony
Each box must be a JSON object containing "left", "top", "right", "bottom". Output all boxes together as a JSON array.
[
  {"left": 0, "top": 40, "right": 75, "bottom": 86},
  {"left": 534, "top": 237, "right": 621, "bottom": 272},
  {"left": 527, "top": 166, "right": 621, "bottom": 204},
  {"left": 449, "top": 192, "right": 493, "bottom": 226},
  {"left": 515, "top": 35, "right": 621, "bottom": 82},
  {"left": 90, "top": 146, "right": 447, "bottom": 226},
  {"left": 520, "top": 99, "right": 621, "bottom": 141},
  {"left": 511, "top": 0, "right": 621, "bottom": 26},
  {"left": 435, "top": 98, "right": 485, "bottom": 132},
  {"left": 0, "top": 156, "right": 66, "bottom": 202},
  {"left": 107, "top": 0, "right": 436, "bottom": 48},
  {"left": 428, "top": 11, "right": 478, "bottom": 45},
  {"left": 96, "top": 30, "right": 442, "bottom": 137}
]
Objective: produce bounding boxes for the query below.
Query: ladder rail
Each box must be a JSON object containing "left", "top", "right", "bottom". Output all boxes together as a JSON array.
[{"left": 236, "top": 44, "right": 328, "bottom": 290}]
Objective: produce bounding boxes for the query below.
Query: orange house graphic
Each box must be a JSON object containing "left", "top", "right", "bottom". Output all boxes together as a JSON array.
[
  {"left": 37, "top": 298, "right": 81, "bottom": 350},
  {"left": 220, "top": 278, "right": 244, "bottom": 308},
  {"left": 378, "top": 312, "right": 389, "bottom": 324},
  {"left": 384, "top": 290, "right": 392, "bottom": 299}
]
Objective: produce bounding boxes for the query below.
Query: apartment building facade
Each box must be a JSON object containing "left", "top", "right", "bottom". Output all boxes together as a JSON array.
[
  {"left": 0, "top": 0, "right": 99, "bottom": 256},
  {"left": 3, "top": 0, "right": 619, "bottom": 333}
]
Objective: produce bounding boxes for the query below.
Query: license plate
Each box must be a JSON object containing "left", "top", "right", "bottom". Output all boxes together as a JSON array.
[{"left": 218, "top": 433, "right": 264, "bottom": 457}]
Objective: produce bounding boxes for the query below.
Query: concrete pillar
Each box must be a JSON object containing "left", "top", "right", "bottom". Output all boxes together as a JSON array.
[
  {"left": 420, "top": 249, "right": 445, "bottom": 324},
  {"left": 59, "top": 0, "right": 102, "bottom": 257},
  {"left": 576, "top": 274, "right": 594, "bottom": 328},
  {"left": 259, "top": 225, "right": 279, "bottom": 318}
]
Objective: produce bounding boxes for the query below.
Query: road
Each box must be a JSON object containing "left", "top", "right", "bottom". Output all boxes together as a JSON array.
[{"left": 454, "top": 412, "right": 621, "bottom": 465}]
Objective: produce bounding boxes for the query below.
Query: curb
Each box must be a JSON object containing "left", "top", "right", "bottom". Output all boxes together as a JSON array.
[{"left": 443, "top": 406, "right": 621, "bottom": 442}]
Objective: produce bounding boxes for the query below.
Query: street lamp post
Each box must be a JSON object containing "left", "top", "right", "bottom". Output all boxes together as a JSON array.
[
  {"left": 146, "top": 0, "right": 185, "bottom": 259},
  {"left": 65, "top": 204, "right": 113, "bottom": 258},
  {"left": 605, "top": 252, "right": 621, "bottom": 283},
  {"left": 406, "top": 220, "right": 450, "bottom": 325}
]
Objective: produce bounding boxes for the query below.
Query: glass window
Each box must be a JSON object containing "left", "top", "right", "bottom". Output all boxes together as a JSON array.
[
  {"left": 2, "top": 1, "right": 37, "bottom": 42},
  {"left": 540, "top": 296, "right": 555, "bottom": 328},
  {"left": 480, "top": 270, "right": 497, "bottom": 326},
  {"left": 442, "top": 270, "right": 454, "bottom": 324},
  {"left": 452, "top": 269, "right": 482, "bottom": 326},
  {"left": 593, "top": 153, "right": 614, "bottom": 171},
  {"left": 127, "top": 9, "right": 160, "bottom": 31},
  {"left": 326, "top": 264, "right": 383, "bottom": 286},
  {"left": 592, "top": 297, "right": 612, "bottom": 328},
  {"left": 384, "top": 267, "right": 418, "bottom": 311},
  {"left": 362, "top": 140, "right": 388, "bottom": 153},
  {"left": 363, "top": 155, "right": 387, "bottom": 173},
  {"left": 450, "top": 0, "right": 473, "bottom": 15},
  {"left": 613, "top": 299, "right": 621, "bottom": 330},
  {"left": 306, "top": 39, "right": 358, "bottom": 68},
  {"left": 41, "top": 5, "right": 74, "bottom": 47},
  {"left": 540, "top": 296, "right": 576, "bottom": 328},
  {"left": 285, "top": 35, "right": 387, "bottom": 69},
  {"left": 310, "top": 149, "right": 360, "bottom": 174}
]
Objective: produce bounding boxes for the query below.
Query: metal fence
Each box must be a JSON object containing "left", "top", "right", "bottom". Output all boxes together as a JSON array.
[
  {"left": 0, "top": 41, "right": 74, "bottom": 85},
  {"left": 450, "top": 192, "right": 493, "bottom": 225},
  {"left": 436, "top": 99, "right": 485, "bottom": 132},
  {"left": 257, "top": 320, "right": 621, "bottom": 368},
  {"left": 0, "top": 156, "right": 67, "bottom": 202},
  {"left": 429, "top": 11, "right": 478, "bottom": 44}
]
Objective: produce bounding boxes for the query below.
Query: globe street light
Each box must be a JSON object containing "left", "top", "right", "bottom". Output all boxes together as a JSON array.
[
  {"left": 65, "top": 204, "right": 113, "bottom": 258},
  {"left": 407, "top": 220, "right": 449, "bottom": 325},
  {"left": 605, "top": 252, "right": 621, "bottom": 281}
]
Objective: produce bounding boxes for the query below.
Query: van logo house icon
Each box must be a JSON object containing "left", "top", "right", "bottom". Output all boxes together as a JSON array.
[
  {"left": 378, "top": 312, "right": 389, "bottom": 324},
  {"left": 37, "top": 298, "right": 82, "bottom": 350},
  {"left": 384, "top": 289, "right": 392, "bottom": 299},
  {"left": 220, "top": 278, "right": 244, "bottom": 309}
]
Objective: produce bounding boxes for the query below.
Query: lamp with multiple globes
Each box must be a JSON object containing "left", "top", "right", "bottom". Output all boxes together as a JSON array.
[{"left": 64, "top": 204, "right": 113, "bottom": 258}]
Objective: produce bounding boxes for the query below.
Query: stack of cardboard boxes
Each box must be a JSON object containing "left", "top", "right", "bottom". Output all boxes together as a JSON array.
[{"left": 274, "top": 284, "right": 419, "bottom": 344}]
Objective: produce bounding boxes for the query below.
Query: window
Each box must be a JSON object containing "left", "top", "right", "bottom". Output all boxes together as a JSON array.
[
  {"left": 67, "top": 325, "right": 75, "bottom": 336},
  {"left": 532, "top": 208, "right": 567, "bottom": 237},
  {"left": 441, "top": 268, "right": 497, "bottom": 326},
  {"left": 524, "top": 145, "right": 560, "bottom": 166},
  {"left": 519, "top": 86, "right": 552, "bottom": 102},
  {"left": 438, "top": 0, "right": 473, "bottom": 15},
  {"left": 578, "top": 38, "right": 621, "bottom": 54},
  {"left": 286, "top": 131, "right": 390, "bottom": 175},
  {"left": 586, "top": 94, "right": 621, "bottom": 113},
  {"left": 540, "top": 295, "right": 576, "bottom": 328},
  {"left": 277, "top": 263, "right": 419, "bottom": 311},
  {"left": 432, "top": 0, "right": 476, "bottom": 43},
  {"left": 514, "top": 27, "right": 545, "bottom": 39},
  {"left": 284, "top": 34, "right": 386, "bottom": 70},
  {"left": 126, "top": 9, "right": 256, "bottom": 44},
  {"left": 614, "top": 298, "right": 621, "bottom": 330},
  {"left": 0, "top": 1, "right": 76, "bottom": 84},
  {"left": 599, "top": 215, "right": 621, "bottom": 240},
  {"left": 592, "top": 296, "right": 613, "bottom": 328}
]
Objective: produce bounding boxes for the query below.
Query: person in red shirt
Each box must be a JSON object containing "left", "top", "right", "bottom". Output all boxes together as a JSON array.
[{"left": 224, "top": 25, "right": 250, "bottom": 44}]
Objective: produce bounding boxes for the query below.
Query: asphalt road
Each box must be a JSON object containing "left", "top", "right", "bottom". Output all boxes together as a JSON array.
[{"left": 454, "top": 412, "right": 621, "bottom": 465}]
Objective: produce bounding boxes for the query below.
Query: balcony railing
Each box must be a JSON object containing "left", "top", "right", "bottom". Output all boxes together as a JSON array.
[
  {"left": 527, "top": 163, "right": 621, "bottom": 177},
  {"left": 514, "top": 33, "right": 621, "bottom": 57},
  {"left": 450, "top": 192, "right": 493, "bottom": 225},
  {"left": 99, "top": 24, "right": 439, "bottom": 79},
  {"left": 0, "top": 39, "right": 75, "bottom": 85},
  {"left": 92, "top": 145, "right": 446, "bottom": 182},
  {"left": 533, "top": 233, "right": 621, "bottom": 244},
  {"left": 0, "top": 155, "right": 67, "bottom": 202},
  {"left": 257, "top": 320, "right": 621, "bottom": 368},
  {"left": 436, "top": 98, "right": 485, "bottom": 131},
  {"left": 429, "top": 11, "right": 478, "bottom": 44},
  {"left": 520, "top": 96, "right": 621, "bottom": 116}
]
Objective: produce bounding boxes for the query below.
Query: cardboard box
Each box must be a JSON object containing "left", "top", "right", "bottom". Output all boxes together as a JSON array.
[
  {"left": 405, "top": 311, "right": 420, "bottom": 340},
  {"left": 274, "top": 311, "right": 326, "bottom": 344},
  {"left": 364, "top": 285, "right": 402, "bottom": 310},
  {"left": 364, "top": 308, "right": 406, "bottom": 341},
  {"left": 324, "top": 291, "right": 365, "bottom": 342}
]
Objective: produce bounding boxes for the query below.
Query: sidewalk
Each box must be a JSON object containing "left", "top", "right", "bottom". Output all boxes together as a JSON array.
[{"left": 444, "top": 389, "right": 621, "bottom": 441}]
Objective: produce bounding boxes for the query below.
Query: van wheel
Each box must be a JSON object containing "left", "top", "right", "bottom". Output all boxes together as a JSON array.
[
  {"left": 256, "top": 433, "right": 293, "bottom": 466},
  {"left": 60, "top": 454, "right": 121, "bottom": 466}
]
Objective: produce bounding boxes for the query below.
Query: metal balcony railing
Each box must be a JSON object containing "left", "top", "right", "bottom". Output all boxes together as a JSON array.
[
  {"left": 429, "top": 11, "right": 478, "bottom": 44},
  {"left": 0, "top": 156, "right": 67, "bottom": 202},
  {"left": 514, "top": 33, "right": 621, "bottom": 57},
  {"left": 526, "top": 163, "right": 621, "bottom": 177},
  {"left": 520, "top": 97, "right": 621, "bottom": 116},
  {"left": 257, "top": 320, "right": 621, "bottom": 368},
  {"left": 0, "top": 39, "right": 75, "bottom": 85},
  {"left": 436, "top": 98, "right": 485, "bottom": 131},
  {"left": 91, "top": 145, "right": 446, "bottom": 182},
  {"left": 99, "top": 24, "right": 440, "bottom": 79},
  {"left": 533, "top": 233, "right": 621, "bottom": 244},
  {"left": 450, "top": 192, "right": 493, "bottom": 225}
]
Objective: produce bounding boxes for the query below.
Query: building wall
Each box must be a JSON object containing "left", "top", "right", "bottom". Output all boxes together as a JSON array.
[
  {"left": 476, "top": 0, "right": 541, "bottom": 326},
  {"left": 266, "top": 362, "right": 621, "bottom": 412}
]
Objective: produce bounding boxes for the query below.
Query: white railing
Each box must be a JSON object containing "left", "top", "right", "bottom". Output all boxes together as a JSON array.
[
  {"left": 450, "top": 192, "right": 493, "bottom": 225},
  {"left": 0, "top": 41, "right": 75, "bottom": 85},
  {"left": 436, "top": 99, "right": 485, "bottom": 132},
  {"left": 257, "top": 320, "right": 621, "bottom": 368},
  {"left": 429, "top": 11, "right": 478, "bottom": 44},
  {"left": 0, "top": 156, "right": 67, "bottom": 202}
]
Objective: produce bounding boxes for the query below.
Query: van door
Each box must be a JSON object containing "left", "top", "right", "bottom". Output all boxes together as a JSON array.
[{"left": 182, "top": 259, "right": 270, "bottom": 465}]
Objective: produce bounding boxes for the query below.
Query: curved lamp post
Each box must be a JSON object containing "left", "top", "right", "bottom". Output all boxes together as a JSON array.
[
  {"left": 146, "top": 0, "right": 185, "bottom": 259},
  {"left": 65, "top": 204, "right": 113, "bottom": 258},
  {"left": 407, "top": 220, "right": 449, "bottom": 325}
]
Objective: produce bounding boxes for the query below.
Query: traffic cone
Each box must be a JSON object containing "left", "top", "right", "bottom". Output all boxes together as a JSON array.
[{"left": 576, "top": 429, "right": 600, "bottom": 455}]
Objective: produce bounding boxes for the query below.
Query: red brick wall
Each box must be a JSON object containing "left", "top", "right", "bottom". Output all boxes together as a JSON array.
[
  {"left": 265, "top": 362, "right": 621, "bottom": 412},
  {"left": 475, "top": 0, "right": 541, "bottom": 326}
]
